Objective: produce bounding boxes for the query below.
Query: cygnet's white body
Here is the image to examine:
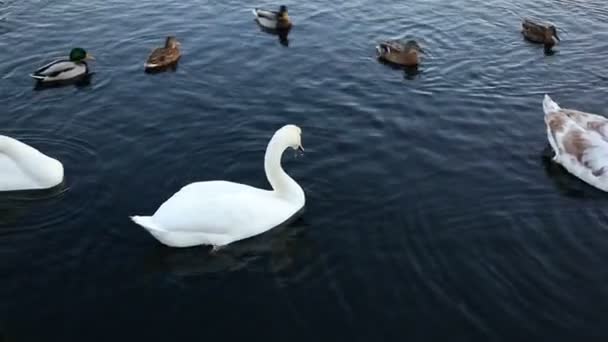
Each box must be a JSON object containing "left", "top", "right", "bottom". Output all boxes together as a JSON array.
[
  {"left": 544, "top": 94, "right": 608, "bottom": 192},
  {"left": 131, "top": 125, "right": 305, "bottom": 248}
]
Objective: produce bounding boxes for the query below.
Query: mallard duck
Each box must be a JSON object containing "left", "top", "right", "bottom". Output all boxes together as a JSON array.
[
  {"left": 522, "top": 18, "right": 560, "bottom": 51},
  {"left": 253, "top": 6, "right": 292, "bottom": 30},
  {"left": 30, "top": 48, "right": 94, "bottom": 83},
  {"left": 544, "top": 94, "right": 608, "bottom": 192},
  {"left": 144, "top": 36, "right": 181, "bottom": 70},
  {"left": 376, "top": 40, "right": 422, "bottom": 67}
]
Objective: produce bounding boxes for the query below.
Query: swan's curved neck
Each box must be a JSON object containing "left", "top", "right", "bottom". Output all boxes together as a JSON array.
[{"left": 264, "top": 135, "right": 304, "bottom": 203}]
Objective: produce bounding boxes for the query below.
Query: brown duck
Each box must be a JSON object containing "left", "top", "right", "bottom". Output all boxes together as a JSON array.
[
  {"left": 376, "top": 40, "right": 422, "bottom": 67},
  {"left": 145, "top": 36, "right": 181, "bottom": 70},
  {"left": 522, "top": 18, "right": 560, "bottom": 51}
]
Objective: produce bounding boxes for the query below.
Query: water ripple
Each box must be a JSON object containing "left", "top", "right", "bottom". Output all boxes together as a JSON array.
[
  {"left": 0, "top": 130, "right": 103, "bottom": 233},
  {"left": 2, "top": 0, "right": 608, "bottom": 339}
]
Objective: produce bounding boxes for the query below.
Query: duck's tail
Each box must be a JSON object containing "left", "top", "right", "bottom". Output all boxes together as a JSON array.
[
  {"left": 29, "top": 73, "right": 45, "bottom": 80},
  {"left": 130, "top": 215, "right": 165, "bottom": 232},
  {"left": 543, "top": 94, "right": 561, "bottom": 116}
]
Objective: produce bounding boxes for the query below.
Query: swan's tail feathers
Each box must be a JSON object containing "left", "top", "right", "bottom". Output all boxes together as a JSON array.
[
  {"left": 543, "top": 94, "right": 561, "bottom": 116},
  {"left": 130, "top": 215, "right": 165, "bottom": 232}
]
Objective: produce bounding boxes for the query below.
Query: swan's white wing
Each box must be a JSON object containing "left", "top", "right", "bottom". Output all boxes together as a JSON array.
[
  {"left": 152, "top": 181, "right": 299, "bottom": 238},
  {"left": 562, "top": 109, "right": 608, "bottom": 141},
  {"left": 0, "top": 136, "right": 64, "bottom": 191},
  {"left": 0, "top": 153, "right": 36, "bottom": 191},
  {"left": 546, "top": 111, "right": 567, "bottom": 158},
  {"left": 548, "top": 112, "right": 608, "bottom": 184},
  {"left": 563, "top": 128, "right": 608, "bottom": 177},
  {"left": 543, "top": 95, "right": 608, "bottom": 141}
]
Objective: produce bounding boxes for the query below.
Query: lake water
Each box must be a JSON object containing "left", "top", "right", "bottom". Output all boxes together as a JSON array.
[{"left": 2, "top": 0, "right": 608, "bottom": 340}]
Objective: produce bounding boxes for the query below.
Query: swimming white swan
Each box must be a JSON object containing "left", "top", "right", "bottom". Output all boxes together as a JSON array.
[
  {"left": 544, "top": 94, "right": 608, "bottom": 192},
  {"left": 0, "top": 135, "right": 64, "bottom": 191},
  {"left": 131, "top": 124, "right": 306, "bottom": 248}
]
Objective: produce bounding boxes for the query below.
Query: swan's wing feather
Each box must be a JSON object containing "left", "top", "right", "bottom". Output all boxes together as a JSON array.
[
  {"left": 576, "top": 132, "right": 608, "bottom": 176},
  {"left": 557, "top": 121, "right": 608, "bottom": 176},
  {"left": 561, "top": 109, "right": 608, "bottom": 140},
  {"left": 152, "top": 181, "right": 296, "bottom": 236},
  {"left": 0, "top": 153, "right": 32, "bottom": 190},
  {"left": 0, "top": 137, "right": 62, "bottom": 191}
]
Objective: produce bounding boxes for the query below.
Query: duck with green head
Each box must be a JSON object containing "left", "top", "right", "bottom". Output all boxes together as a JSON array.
[{"left": 31, "top": 48, "right": 94, "bottom": 83}]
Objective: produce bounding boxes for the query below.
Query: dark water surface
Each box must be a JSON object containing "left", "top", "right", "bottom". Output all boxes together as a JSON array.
[{"left": 2, "top": 0, "right": 608, "bottom": 340}]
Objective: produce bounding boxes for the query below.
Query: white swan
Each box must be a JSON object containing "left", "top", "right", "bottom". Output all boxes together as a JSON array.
[
  {"left": 544, "top": 94, "right": 608, "bottom": 192},
  {"left": 130, "top": 124, "right": 306, "bottom": 248},
  {"left": 0, "top": 135, "right": 64, "bottom": 191}
]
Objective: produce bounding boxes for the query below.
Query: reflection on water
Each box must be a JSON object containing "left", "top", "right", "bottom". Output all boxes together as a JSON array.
[
  {"left": 540, "top": 145, "right": 606, "bottom": 199},
  {"left": 255, "top": 22, "right": 291, "bottom": 47},
  {"left": 141, "top": 218, "right": 311, "bottom": 278},
  {"left": 0, "top": 186, "right": 66, "bottom": 231}
]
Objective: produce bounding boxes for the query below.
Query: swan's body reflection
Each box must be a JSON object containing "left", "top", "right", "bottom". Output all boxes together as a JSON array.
[
  {"left": 541, "top": 146, "right": 606, "bottom": 199},
  {"left": 0, "top": 186, "right": 66, "bottom": 232},
  {"left": 140, "top": 216, "right": 315, "bottom": 279}
]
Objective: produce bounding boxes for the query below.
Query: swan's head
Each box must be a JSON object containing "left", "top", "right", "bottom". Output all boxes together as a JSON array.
[{"left": 277, "top": 124, "right": 304, "bottom": 152}]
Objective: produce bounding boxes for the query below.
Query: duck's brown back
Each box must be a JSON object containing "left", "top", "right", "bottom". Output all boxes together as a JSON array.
[
  {"left": 384, "top": 50, "right": 419, "bottom": 66},
  {"left": 522, "top": 19, "right": 554, "bottom": 45},
  {"left": 146, "top": 47, "right": 181, "bottom": 67}
]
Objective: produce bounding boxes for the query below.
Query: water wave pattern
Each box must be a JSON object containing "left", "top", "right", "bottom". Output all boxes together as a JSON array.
[{"left": 2, "top": 0, "right": 608, "bottom": 340}]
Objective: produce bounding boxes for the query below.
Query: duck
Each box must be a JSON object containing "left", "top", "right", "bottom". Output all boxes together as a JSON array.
[
  {"left": 253, "top": 6, "right": 292, "bottom": 31},
  {"left": 130, "top": 124, "right": 306, "bottom": 249},
  {"left": 543, "top": 94, "right": 608, "bottom": 192},
  {"left": 144, "top": 36, "right": 181, "bottom": 70},
  {"left": 0, "top": 135, "right": 64, "bottom": 191},
  {"left": 522, "top": 18, "right": 560, "bottom": 52},
  {"left": 376, "top": 40, "right": 422, "bottom": 67},
  {"left": 30, "top": 48, "right": 94, "bottom": 83}
]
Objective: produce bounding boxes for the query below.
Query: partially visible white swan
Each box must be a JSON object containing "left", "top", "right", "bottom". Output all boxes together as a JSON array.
[
  {"left": 131, "top": 124, "right": 306, "bottom": 248},
  {"left": 0, "top": 135, "right": 64, "bottom": 191},
  {"left": 544, "top": 94, "right": 608, "bottom": 192}
]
